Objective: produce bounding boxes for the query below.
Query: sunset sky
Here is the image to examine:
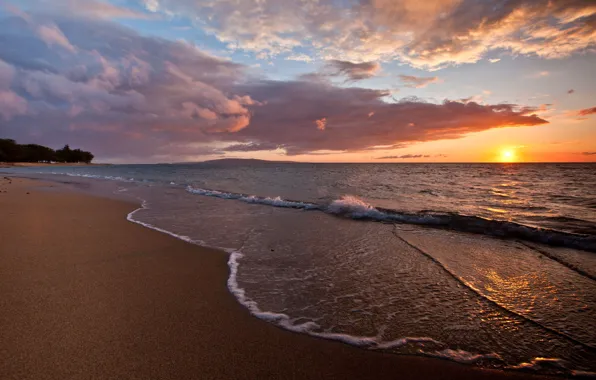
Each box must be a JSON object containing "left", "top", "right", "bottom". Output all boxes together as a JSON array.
[{"left": 0, "top": 0, "right": 595, "bottom": 163}]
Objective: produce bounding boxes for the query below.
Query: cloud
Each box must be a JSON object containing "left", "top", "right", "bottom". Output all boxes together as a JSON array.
[
  {"left": 140, "top": 0, "right": 596, "bottom": 69},
  {"left": 315, "top": 118, "right": 327, "bottom": 131},
  {"left": 577, "top": 106, "right": 596, "bottom": 116},
  {"left": 489, "top": 58, "right": 501, "bottom": 63},
  {"left": 533, "top": 71, "right": 550, "bottom": 78},
  {"left": 568, "top": 89, "right": 575, "bottom": 94},
  {"left": 0, "top": 10, "right": 549, "bottom": 161},
  {"left": 582, "top": 152, "right": 596, "bottom": 155},
  {"left": 0, "top": 60, "right": 27, "bottom": 120},
  {"left": 230, "top": 80, "right": 547, "bottom": 155},
  {"left": 286, "top": 53, "right": 313, "bottom": 62},
  {"left": 325, "top": 60, "right": 381, "bottom": 81},
  {"left": 36, "top": 23, "right": 77, "bottom": 52},
  {"left": 222, "top": 142, "right": 280, "bottom": 152},
  {"left": 63, "top": 0, "right": 153, "bottom": 19},
  {"left": 6, "top": 0, "right": 152, "bottom": 19},
  {"left": 143, "top": 0, "right": 160, "bottom": 12},
  {"left": 377, "top": 154, "right": 431, "bottom": 159},
  {"left": 0, "top": 12, "right": 253, "bottom": 157},
  {"left": 399, "top": 75, "right": 440, "bottom": 88}
]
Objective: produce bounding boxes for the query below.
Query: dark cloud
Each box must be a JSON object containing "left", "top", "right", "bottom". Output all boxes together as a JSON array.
[
  {"left": 568, "top": 89, "right": 575, "bottom": 94},
  {"left": 0, "top": 11, "right": 549, "bottom": 161},
  {"left": 231, "top": 79, "right": 547, "bottom": 155},
  {"left": 399, "top": 75, "right": 439, "bottom": 88},
  {"left": 577, "top": 106, "right": 596, "bottom": 116},
  {"left": 0, "top": 12, "right": 254, "bottom": 159},
  {"left": 377, "top": 154, "right": 431, "bottom": 159},
  {"left": 222, "top": 142, "right": 281, "bottom": 152},
  {"left": 582, "top": 152, "right": 596, "bottom": 156},
  {"left": 325, "top": 60, "right": 381, "bottom": 81},
  {"left": 0, "top": 59, "right": 28, "bottom": 120}
]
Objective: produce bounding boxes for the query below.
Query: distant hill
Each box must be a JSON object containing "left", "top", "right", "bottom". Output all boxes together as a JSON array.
[
  {"left": 200, "top": 158, "right": 297, "bottom": 165},
  {"left": 162, "top": 158, "right": 302, "bottom": 166}
]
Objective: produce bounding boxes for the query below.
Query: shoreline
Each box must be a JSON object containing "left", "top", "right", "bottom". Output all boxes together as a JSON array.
[{"left": 0, "top": 176, "right": 559, "bottom": 379}]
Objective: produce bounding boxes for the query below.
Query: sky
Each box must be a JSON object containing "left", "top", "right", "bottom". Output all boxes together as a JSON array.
[{"left": 0, "top": 0, "right": 595, "bottom": 163}]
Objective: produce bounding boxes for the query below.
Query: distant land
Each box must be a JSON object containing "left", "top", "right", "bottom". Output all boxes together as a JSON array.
[{"left": 164, "top": 158, "right": 300, "bottom": 165}]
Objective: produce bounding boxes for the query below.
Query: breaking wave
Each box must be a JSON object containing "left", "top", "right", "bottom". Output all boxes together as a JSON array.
[
  {"left": 186, "top": 187, "right": 596, "bottom": 253},
  {"left": 186, "top": 186, "right": 319, "bottom": 209}
]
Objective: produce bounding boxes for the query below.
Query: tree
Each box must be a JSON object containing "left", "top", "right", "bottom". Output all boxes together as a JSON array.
[
  {"left": 20, "top": 144, "right": 56, "bottom": 162},
  {"left": 0, "top": 139, "right": 94, "bottom": 163},
  {"left": 55, "top": 144, "right": 72, "bottom": 162},
  {"left": 0, "top": 139, "right": 20, "bottom": 162}
]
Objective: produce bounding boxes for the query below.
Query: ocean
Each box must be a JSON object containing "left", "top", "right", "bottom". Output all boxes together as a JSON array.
[{"left": 4, "top": 161, "right": 596, "bottom": 376}]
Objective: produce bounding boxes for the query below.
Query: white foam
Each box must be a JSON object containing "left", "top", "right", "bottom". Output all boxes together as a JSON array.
[
  {"left": 241, "top": 195, "right": 318, "bottom": 209},
  {"left": 187, "top": 186, "right": 318, "bottom": 209},
  {"left": 376, "top": 337, "right": 444, "bottom": 350},
  {"left": 47, "top": 171, "right": 136, "bottom": 182},
  {"left": 186, "top": 186, "right": 240, "bottom": 199},
  {"left": 326, "top": 195, "right": 443, "bottom": 225},
  {"left": 431, "top": 349, "right": 503, "bottom": 364},
  {"left": 327, "top": 195, "right": 387, "bottom": 219},
  {"left": 509, "top": 357, "right": 569, "bottom": 371},
  {"left": 126, "top": 199, "right": 205, "bottom": 245}
]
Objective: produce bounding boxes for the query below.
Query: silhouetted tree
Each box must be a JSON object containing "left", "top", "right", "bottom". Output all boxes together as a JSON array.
[
  {"left": 0, "top": 139, "right": 20, "bottom": 162},
  {"left": 55, "top": 145, "right": 72, "bottom": 162},
  {"left": 0, "top": 139, "right": 94, "bottom": 163},
  {"left": 20, "top": 144, "right": 56, "bottom": 162}
]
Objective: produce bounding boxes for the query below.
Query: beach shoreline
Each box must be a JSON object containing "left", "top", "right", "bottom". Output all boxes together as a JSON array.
[{"left": 0, "top": 176, "right": 559, "bottom": 379}]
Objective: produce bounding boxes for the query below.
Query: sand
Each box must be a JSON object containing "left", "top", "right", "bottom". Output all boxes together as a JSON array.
[{"left": 0, "top": 177, "right": 556, "bottom": 380}]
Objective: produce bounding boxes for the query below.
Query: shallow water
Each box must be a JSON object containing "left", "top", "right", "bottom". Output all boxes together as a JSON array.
[{"left": 4, "top": 162, "right": 596, "bottom": 375}]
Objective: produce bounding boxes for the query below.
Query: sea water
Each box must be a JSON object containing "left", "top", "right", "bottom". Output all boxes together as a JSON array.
[{"left": 4, "top": 162, "right": 596, "bottom": 375}]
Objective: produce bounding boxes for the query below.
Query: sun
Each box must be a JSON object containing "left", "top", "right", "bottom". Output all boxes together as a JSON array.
[{"left": 500, "top": 149, "right": 516, "bottom": 162}]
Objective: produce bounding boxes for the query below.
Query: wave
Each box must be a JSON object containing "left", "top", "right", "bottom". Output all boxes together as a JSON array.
[
  {"left": 9, "top": 169, "right": 595, "bottom": 252},
  {"left": 56, "top": 172, "right": 137, "bottom": 182},
  {"left": 126, "top": 196, "right": 582, "bottom": 376},
  {"left": 126, "top": 197, "right": 487, "bottom": 361},
  {"left": 186, "top": 186, "right": 319, "bottom": 210},
  {"left": 225, "top": 234, "right": 513, "bottom": 366},
  {"left": 186, "top": 187, "right": 596, "bottom": 253}
]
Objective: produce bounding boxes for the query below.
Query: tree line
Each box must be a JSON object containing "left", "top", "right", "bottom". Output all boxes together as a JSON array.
[{"left": 0, "top": 139, "right": 94, "bottom": 164}]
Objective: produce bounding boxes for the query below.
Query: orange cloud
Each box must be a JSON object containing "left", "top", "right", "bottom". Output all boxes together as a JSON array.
[
  {"left": 578, "top": 106, "right": 596, "bottom": 116},
  {"left": 315, "top": 118, "right": 327, "bottom": 131},
  {"left": 141, "top": 0, "right": 596, "bottom": 69}
]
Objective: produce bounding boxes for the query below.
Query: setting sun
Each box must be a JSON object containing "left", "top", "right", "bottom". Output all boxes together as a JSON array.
[{"left": 500, "top": 149, "right": 517, "bottom": 162}]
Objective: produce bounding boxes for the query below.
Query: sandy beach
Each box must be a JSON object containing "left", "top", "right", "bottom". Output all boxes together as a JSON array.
[{"left": 0, "top": 177, "right": 558, "bottom": 380}]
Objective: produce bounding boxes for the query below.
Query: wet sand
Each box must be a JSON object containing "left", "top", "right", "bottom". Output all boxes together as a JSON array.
[{"left": 0, "top": 177, "right": 557, "bottom": 380}]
